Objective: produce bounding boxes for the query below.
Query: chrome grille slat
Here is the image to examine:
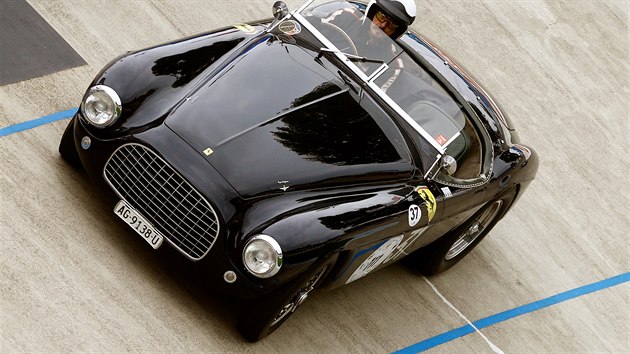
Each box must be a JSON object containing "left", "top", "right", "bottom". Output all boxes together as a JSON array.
[{"left": 103, "top": 143, "right": 220, "bottom": 260}]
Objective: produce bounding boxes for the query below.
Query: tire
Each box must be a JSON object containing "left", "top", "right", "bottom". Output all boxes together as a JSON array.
[
  {"left": 237, "top": 257, "right": 335, "bottom": 342},
  {"left": 412, "top": 189, "right": 517, "bottom": 275},
  {"left": 59, "top": 119, "right": 81, "bottom": 168}
]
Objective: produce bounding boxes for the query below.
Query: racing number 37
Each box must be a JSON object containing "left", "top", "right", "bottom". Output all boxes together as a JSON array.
[{"left": 408, "top": 204, "right": 421, "bottom": 227}]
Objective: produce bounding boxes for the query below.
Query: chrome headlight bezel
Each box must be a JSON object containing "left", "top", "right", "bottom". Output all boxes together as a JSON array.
[
  {"left": 242, "top": 234, "right": 283, "bottom": 278},
  {"left": 80, "top": 85, "right": 122, "bottom": 128}
]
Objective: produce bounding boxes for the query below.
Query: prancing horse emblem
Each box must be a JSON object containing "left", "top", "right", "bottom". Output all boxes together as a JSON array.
[{"left": 278, "top": 180, "right": 290, "bottom": 192}]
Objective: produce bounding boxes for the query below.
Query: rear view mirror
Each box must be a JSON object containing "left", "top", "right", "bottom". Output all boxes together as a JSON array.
[
  {"left": 272, "top": 1, "right": 289, "bottom": 20},
  {"left": 440, "top": 155, "right": 457, "bottom": 176}
]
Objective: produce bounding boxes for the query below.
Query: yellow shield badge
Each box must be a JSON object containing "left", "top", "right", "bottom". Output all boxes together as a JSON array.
[{"left": 415, "top": 186, "right": 437, "bottom": 222}]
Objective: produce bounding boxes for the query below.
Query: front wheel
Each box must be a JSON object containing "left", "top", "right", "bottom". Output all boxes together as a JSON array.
[
  {"left": 237, "top": 258, "right": 334, "bottom": 342},
  {"left": 411, "top": 189, "right": 516, "bottom": 275}
]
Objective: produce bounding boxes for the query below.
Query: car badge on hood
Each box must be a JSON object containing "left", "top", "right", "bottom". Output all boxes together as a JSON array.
[
  {"left": 278, "top": 20, "right": 301, "bottom": 36},
  {"left": 278, "top": 180, "right": 290, "bottom": 192}
]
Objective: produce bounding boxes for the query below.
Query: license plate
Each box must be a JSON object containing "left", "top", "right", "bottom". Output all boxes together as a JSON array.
[{"left": 114, "top": 200, "right": 163, "bottom": 249}]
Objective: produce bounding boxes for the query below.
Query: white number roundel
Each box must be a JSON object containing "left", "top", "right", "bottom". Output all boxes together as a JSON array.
[{"left": 408, "top": 204, "right": 421, "bottom": 227}]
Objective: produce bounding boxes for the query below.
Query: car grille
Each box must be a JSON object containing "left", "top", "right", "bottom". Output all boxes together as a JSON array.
[{"left": 103, "top": 143, "right": 219, "bottom": 260}]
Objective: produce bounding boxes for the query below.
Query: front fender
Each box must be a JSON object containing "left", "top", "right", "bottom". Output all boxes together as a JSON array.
[
  {"left": 230, "top": 184, "right": 416, "bottom": 290},
  {"left": 83, "top": 25, "right": 260, "bottom": 138}
]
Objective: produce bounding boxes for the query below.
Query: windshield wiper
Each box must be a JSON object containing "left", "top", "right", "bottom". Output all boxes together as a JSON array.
[{"left": 317, "top": 47, "right": 384, "bottom": 64}]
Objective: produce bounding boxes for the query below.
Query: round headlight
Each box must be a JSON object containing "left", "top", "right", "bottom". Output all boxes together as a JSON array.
[
  {"left": 81, "top": 85, "right": 122, "bottom": 127},
  {"left": 242, "top": 235, "right": 283, "bottom": 278}
]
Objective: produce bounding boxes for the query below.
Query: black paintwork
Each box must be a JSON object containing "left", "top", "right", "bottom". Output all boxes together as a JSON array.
[{"left": 66, "top": 2, "right": 538, "bottom": 301}]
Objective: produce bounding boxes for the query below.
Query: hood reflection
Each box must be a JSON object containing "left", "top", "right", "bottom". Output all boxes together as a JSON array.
[
  {"left": 151, "top": 39, "right": 243, "bottom": 87},
  {"left": 273, "top": 90, "right": 402, "bottom": 166}
]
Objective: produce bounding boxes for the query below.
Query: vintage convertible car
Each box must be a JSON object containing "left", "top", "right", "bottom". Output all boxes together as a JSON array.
[{"left": 59, "top": 0, "right": 538, "bottom": 341}]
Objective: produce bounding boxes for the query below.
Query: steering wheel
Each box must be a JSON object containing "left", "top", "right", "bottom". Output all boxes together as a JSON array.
[{"left": 317, "top": 22, "right": 358, "bottom": 57}]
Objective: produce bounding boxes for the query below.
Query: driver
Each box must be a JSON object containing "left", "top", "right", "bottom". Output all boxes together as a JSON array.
[
  {"left": 319, "top": 0, "right": 416, "bottom": 90},
  {"left": 321, "top": 0, "right": 416, "bottom": 45},
  {"left": 364, "top": 0, "right": 416, "bottom": 40}
]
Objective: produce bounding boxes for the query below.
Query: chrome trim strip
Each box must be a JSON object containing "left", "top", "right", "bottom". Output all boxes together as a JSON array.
[
  {"left": 365, "top": 81, "right": 446, "bottom": 154},
  {"left": 367, "top": 62, "right": 389, "bottom": 82},
  {"left": 443, "top": 131, "right": 462, "bottom": 148},
  {"left": 293, "top": 11, "right": 446, "bottom": 154},
  {"left": 423, "top": 154, "right": 442, "bottom": 181},
  {"left": 216, "top": 88, "right": 348, "bottom": 146}
]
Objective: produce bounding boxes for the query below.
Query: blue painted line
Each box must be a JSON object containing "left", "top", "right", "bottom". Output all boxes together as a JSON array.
[
  {"left": 0, "top": 108, "right": 77, "bottom": 137},
  {"left": 394, "top": 272, "right": 630, "bottom": 353}
]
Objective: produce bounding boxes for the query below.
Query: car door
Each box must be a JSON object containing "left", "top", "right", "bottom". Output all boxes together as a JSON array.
[{"left": 323, "top": 92, "right": 446, "bottom": 286}]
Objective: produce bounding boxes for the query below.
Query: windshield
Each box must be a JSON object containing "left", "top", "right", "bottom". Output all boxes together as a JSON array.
[
  {"left": 299, "top": 0, "right": 404, "bottom": 78},
  {"left": 285, "top": 0, "right": 466, "bottom": 154}
]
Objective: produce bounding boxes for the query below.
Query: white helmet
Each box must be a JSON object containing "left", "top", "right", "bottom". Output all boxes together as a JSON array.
[{"left": 365, "top": 0, "right": 417, "bottom": 38}]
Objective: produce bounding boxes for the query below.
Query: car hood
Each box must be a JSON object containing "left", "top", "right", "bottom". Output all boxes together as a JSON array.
[{"left": 165, "top": 34, "right": 410, "bottom": 198}]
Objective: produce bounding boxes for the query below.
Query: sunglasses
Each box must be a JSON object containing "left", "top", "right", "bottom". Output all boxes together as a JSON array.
[{"left": 374, "top": 11, "right": 400, "bottom": 30}]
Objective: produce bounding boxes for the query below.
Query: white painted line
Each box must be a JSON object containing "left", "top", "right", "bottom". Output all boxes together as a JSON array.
[{"left": 423, "top": 276, "right": 504, "bottom": 354}]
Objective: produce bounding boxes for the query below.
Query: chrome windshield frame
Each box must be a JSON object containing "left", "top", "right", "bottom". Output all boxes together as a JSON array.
[{"left": 292, "top": 3, "right": 447, "bottom": 154}]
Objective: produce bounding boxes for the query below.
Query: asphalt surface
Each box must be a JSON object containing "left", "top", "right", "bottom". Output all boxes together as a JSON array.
[
  {"left": 1, "top": 0, "right": 628, "bottom": 352},
  {"left": 0, "top": 0, "right": 85, "bottom": 85}
]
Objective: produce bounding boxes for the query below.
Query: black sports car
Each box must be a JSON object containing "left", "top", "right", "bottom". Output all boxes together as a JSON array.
[{"left": 59, "top": 0, "right": 538, "bottom": 341}]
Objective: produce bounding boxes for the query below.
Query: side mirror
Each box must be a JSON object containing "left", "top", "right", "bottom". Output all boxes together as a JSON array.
[
  {"left": 440, "top": 155, "right": 457, "bottom": 176},
  {"left": 272, "top": 1, "right": 289, "bottom": 20}
]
